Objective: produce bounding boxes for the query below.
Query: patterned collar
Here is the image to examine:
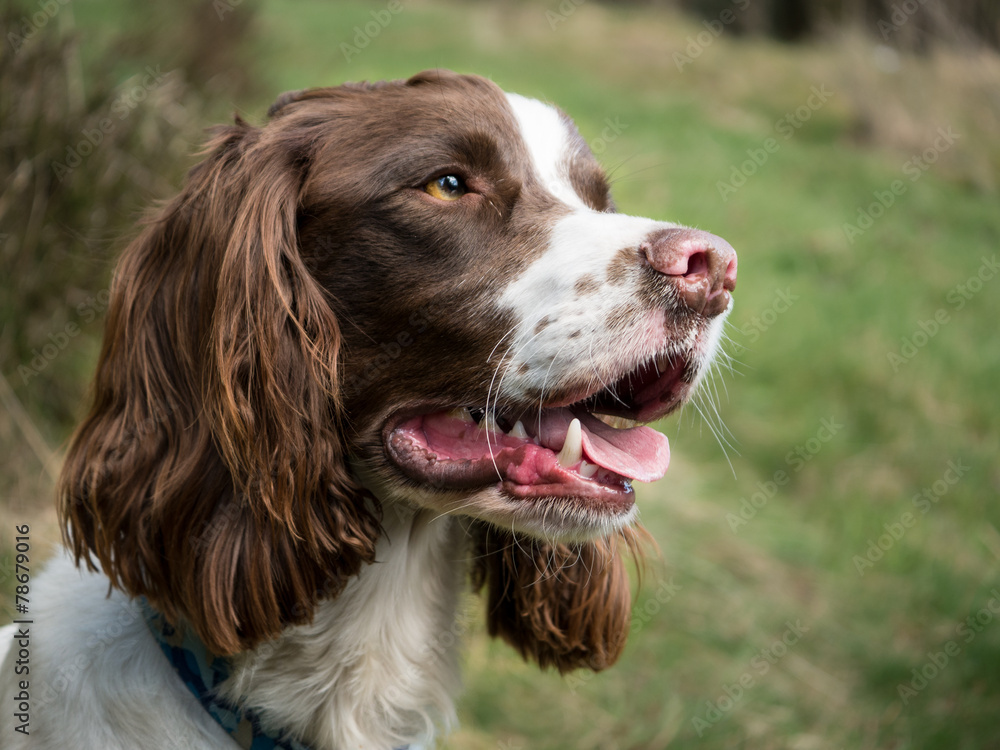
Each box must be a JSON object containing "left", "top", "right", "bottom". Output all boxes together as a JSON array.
[{"left": 139, "top": 598, "right": 311, "bottom": 750}]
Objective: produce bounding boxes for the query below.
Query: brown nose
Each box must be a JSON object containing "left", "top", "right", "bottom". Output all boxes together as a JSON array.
[{"left": 640, "top": 228, "right": 737, "bottom": 317}]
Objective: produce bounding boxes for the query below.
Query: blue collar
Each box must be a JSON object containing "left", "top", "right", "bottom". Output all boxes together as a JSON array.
[{"left": 139, "top": 598, "right": 311, "bottom": 750}]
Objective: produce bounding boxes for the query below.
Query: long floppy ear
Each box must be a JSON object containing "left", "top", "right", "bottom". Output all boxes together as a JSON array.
[
  {"left": 470, "top": 523, "right": 647, "bottom": 673},
  {"left": 59, "top": 115, "right": 381, "bottom": 655}
]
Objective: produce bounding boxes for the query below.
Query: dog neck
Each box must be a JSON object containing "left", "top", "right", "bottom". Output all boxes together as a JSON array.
[{"left": 215, "top": 505, "right": 467, "bottom": 750}]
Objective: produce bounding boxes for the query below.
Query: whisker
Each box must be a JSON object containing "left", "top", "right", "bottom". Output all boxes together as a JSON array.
[
  {"left": 689, "top": 396, "right": 738, "bottom": 479},
  {"left": 483, "top": 324, "right": 521, "bottom": 479}
]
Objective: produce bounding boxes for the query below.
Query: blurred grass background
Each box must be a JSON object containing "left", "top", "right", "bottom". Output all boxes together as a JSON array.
[{"left": 2, "top": 1, "right": 999, "bottom": 748}]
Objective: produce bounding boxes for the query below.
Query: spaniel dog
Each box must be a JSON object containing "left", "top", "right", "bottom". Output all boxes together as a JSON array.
[{"left": 0, "top": 70, "right": 736, "bottom": 749}]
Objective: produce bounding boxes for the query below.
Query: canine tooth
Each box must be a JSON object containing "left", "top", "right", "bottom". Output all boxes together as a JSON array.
[
  {"left": 480, "top": 413, "right": 500, "bottom": 433},
  {"left": 579, "top": 460, "right": 599, "bottom": 478},
  {"left": 557, "top": 418, "right": 583, "bottom": 468},
  {"left": 447, "top": 407, "right": 475, "bottom": 423},
  {"left": 509, "top": 420, "right": 529, "bottom": 439}
]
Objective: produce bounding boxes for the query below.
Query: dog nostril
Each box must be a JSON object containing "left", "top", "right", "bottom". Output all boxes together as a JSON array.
[
  {"left": 641, "top": 228, "right": 737, "bottom": 316},
  {"left": 684, "top": 250, "right": 709, "bottom": 279}
]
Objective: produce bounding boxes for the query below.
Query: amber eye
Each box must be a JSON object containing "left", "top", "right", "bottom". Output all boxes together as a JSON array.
[{"left": 424, "top": 174, "right": 467, "bottom": 201}]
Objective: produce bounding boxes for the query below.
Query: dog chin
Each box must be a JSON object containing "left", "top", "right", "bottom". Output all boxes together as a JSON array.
[{"left": 353, "top": 459, "right": 638, "bottom": 543}]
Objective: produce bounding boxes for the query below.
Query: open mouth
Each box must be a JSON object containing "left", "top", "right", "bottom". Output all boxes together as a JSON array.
[{"left": 385, "top": 351, "right": 694, "bottom": 509}]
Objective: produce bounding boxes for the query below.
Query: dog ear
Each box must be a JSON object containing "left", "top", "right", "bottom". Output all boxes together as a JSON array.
[
  {"left": 59, "top": 114, "right": 381, "bottom": 655},
  {"left": 470, "top": 523, "right": 647, "bottom": 673}
]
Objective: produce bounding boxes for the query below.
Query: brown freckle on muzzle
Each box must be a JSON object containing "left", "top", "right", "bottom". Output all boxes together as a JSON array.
[
  {"left": 574, "top": 274, "right": 600, "bottom": 296},
  {"left": 607, "top": 247, "right": 636, "bottom": 286},
  {"left": 534, "top": 316, "right": 552, "bottom": 334}
]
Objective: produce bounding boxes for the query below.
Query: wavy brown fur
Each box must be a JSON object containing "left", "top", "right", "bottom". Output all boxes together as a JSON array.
[
  {"left": 471, "top": 523, "right": 650, "bottom": 673},
  {"left": 58, "top": 117, "right": 382, "bottom": 656}
]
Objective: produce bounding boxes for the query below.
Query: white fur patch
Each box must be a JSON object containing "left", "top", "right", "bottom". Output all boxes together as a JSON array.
[
  {"left": 498, "top": 94, "right": 723, "bottom": 401},
  {"left": 218, "top": 508, "right": 464, "bottom": 750},
  {"left": 505, "top": 93, "right": 589, "bottom": 210},
  {"left": 498, "top": 211, "right": 667, "bottom": 396}
]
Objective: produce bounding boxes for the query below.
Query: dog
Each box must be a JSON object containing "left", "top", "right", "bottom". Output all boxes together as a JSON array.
[{"left": 0, "top": 69, "right": 736, "bottom": 749}]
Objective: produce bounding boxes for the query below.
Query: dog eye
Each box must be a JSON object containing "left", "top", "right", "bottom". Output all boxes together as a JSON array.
[{"left": 425, "top": 174, "right": 467, "bottom": 201}]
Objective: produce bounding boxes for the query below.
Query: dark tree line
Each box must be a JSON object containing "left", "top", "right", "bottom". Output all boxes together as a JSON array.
[{"left": 665, "top": 0, "right": 998, "bottom": 49}]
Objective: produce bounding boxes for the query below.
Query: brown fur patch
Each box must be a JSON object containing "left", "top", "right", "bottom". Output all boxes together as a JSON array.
[
  {"left": 574, "top": 274, "right": 600, "bottom": 296},
  {"left": 607, "top": 246, "right": 637, "bottom": 286},
  {"left": 470, "top": 523, "right": 651, "bottom": 673}
]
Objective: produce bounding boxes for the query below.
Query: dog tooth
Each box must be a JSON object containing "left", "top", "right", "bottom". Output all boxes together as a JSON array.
[
  {"left": 579, "top": 460, "right": 599, "bottom": 478},
  {"left": 594, "top": 414, "right": 638, "bottom": 430},
  {"left": 509, "top": 420, "right": 529, "bottom": 439},
  {"left": 480, "top": 413, "right": 500, "bottom": 433},
  {"left": 556, "top": 418, "right": 583, "bottom": 468},
  {"left": 447, "top": 407, "right": 475, "bottom": 423}
]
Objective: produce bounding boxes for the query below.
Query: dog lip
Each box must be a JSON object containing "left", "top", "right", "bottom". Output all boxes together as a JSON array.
[
  {"left": 377, "top": 346, "right": 696, "bottom": 510},
  {"left": 385, "top": 418, "right": 639, "bottom": 508},
  {"left": 381, "top": 380, "right": 680, "bottom": 506},
  {"left": 583, "top": 350, "right": 692, "bottom": 423},
  {"left": 500, "top": 477, "right": 635, "bottom": 512},
  {"left": 378, "top": 348, "right": 691, "bottom": 445}
]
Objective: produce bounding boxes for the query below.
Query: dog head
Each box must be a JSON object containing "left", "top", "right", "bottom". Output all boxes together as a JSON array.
[{"left": 60, "top": 70, "right": 736, "bottom": 667}]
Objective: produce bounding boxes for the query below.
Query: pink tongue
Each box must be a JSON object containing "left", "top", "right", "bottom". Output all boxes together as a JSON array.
[
  {"left": 537, "top": 409, "right": 670, "bottom": 483},
  {"left": 416, "top": 408, "right": 671, "bottom": 485}
]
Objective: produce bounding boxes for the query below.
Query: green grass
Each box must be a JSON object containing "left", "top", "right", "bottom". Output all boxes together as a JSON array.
[{"left": 5, "top": 1, "right": 1000, "bottom": 748}]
